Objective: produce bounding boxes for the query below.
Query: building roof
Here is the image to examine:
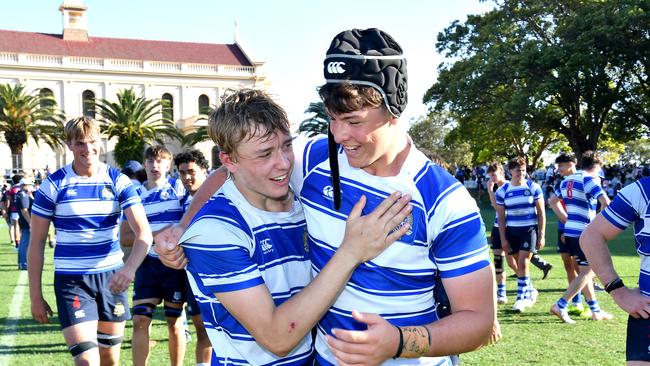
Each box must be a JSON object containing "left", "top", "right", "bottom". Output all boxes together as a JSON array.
[{"left": 0, "top": 29, "right": 252, "bottom": 66}]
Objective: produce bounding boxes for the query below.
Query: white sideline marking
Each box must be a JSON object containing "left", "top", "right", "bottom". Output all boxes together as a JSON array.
[{"left": 0, "top": 270, "right": 28, "bottom": 366}]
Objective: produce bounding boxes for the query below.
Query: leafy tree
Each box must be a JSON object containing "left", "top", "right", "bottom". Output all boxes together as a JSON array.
[
  {"left": 96, "top": 88, "right": 182, "bottom": 166},
  {"left": 0, "top": 83, "right": 64, "bottom": 169},
  {"left": 408, "top": 113, "right": 472, "bottom": 169},
  {"left": 426, "top": 0, "right": 650, "bottom": 161},
  {"left": 298, "top": 102, "right": 329, "bottom": 137}
]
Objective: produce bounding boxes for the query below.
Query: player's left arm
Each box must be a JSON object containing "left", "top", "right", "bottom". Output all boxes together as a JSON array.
[
  {"left": 325, "top": 266, "right": 495, "bottom": 364},
  {"left": 111, "top": 203, "right": 152, "bottom": 293},
  {"left": 535, "top": 196, "right": 546, "bottom": 249}
]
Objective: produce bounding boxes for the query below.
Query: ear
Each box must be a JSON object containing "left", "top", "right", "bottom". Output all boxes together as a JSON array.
[{"left": 220, "top": 151, "right": 237, "bottom": 174}]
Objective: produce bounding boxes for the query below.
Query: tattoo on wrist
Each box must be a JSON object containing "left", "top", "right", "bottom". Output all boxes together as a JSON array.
[{"left": 399, "top": 326, "right": 431, "bottom": 358}]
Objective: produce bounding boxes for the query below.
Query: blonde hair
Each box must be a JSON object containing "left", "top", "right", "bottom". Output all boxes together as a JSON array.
[
  {"left": 64, "top": 116, "right": 100, "bottom": 144},
  {"left": 208, "top": 89, "right": 289, "bottom": 160}
]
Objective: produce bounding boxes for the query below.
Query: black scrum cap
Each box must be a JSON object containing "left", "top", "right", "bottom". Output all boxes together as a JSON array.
[{"left": 323, "top": 28, "right": 408, "bottom": 210}]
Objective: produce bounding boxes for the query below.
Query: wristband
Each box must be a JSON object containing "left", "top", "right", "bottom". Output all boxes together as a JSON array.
[
  {"left": 604, "top": 278, "right": 624, "bottom": 293},
  {"left": 393, "top": 326, "right": 403, "bottom": 359}
]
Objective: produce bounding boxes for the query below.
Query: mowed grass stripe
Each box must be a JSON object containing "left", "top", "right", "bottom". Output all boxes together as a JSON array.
[{"left": 0, "top": 270, "right": 27, "bottom": 366}]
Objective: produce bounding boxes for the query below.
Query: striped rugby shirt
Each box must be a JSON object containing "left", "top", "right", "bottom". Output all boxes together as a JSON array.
[
  {"left": 554, "top": 171, "right": 604, "bottom": 238},
  {"left": 292, "top": 135, "right": 489, "bottom": 366},
  {"left": 495, "top": 180, "right": 543, "bottom": 228},
  {"left": 32, "top": 163, "right": 141, "bottom": 274}
]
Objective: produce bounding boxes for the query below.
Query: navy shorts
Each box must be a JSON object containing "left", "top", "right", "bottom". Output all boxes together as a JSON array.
[
  {"left": 133, "top": 255, "right": 187, "bottom": 304},
  {"left": 627, "top": 315, "right": 650, "bottom": 362},
  {"left": 505, "top": 225, "right": 538, "bottom": 254},
  {"left": 54, "top": 269, "right": 130, "bottom": 329},
  {"left": 565, "top": 236, "right": 588, "bottom": 266},
  {"left": 556, "top": 228, "right": 570, "bottom": 254},
  {"left": 185, "top": 274, "right": 201, "bottom": 317},
  {"left": 490, "top": 226, "right": 502, "bottom": 250}
]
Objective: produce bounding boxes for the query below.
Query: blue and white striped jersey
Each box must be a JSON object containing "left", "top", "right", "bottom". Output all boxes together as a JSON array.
[
  {"left": 601, "top": 177, "right": 650, "bottom": 297},
  {"left": 136, "top": 178, "right": 185, "bottom": 257},
  {"left": 495, "top": 180, "right": 543, "bottom": 228},
  {"left": 180, "top": 179, "right": 313, "bottom": 366},
  {"left": 292, "top": 135, "right": 489, "bottom": 366},
  {"left": 554, "top": 171, "right": 604, "bottom": 238},
  {"left": 32, "top": 163, "right": 141, "bottom": 274}
]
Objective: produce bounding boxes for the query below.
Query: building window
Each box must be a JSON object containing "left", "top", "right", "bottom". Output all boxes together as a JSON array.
[
  {"left": 198, "top": 94, "right": 209, "bottom": 114},
  {"left": 162, "top": 93, "right": 174, "bottom": 122},
  {"left": 82, "top": 90, "right": 95, "bottom": 118},
  {"left": 39, "top": 88, "right": 54, "bottom": 109},
  {"left": 211, "top": 145, "right": 222, "bottom": 170}
]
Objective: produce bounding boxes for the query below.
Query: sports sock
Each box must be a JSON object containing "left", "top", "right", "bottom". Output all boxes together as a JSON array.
[
  {"left": 587, "top": 300, "right": 601, "bottom": 313},
  {"left": 571, "top": 293, "right": 582, "bottom": 306},
  {"left": 497, "top": 284, "right": 506, "bottom": 298}
]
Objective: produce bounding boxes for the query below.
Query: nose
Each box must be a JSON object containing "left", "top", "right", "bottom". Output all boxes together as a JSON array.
[{"left": 275, "top": 149, "right": 292, "bottom": 170}]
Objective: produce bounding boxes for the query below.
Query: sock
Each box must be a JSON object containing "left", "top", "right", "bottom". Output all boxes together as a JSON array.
[
  {"left": 497, "top": 284, "right": 506, "bottom": 298},
  {"left": 517, "top": 277, "right": 527, "bottom": 300},
  {"left": 571, "top": 293, "right": 582, "bottom": 306},
  {"left": 531, "top": 254, "right": 547, "bottom": 269},
  {"left": 587, "top": 300, "right": 601, "bottom": 313},
  {"left": 556, "top": 297, "right": 569, "bottom": 311},
  {"left": 525, "top": 277, "right": 533, "bottom": 299}
]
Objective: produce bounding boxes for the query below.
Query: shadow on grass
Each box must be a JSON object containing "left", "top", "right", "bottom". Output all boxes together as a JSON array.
[{"left": 0, "top": 342, "right": 67, "bottom": 355}]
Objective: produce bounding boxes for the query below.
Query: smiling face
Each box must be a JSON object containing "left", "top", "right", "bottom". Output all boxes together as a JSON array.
[
  {"left": 221, "top": 128, "right": 294, "bottom": 211},
  {"left": 328, "top": 106, "right": 401, "bottom": 175},
  {"left": 178, "top": 161, "right": 207, "bottom": 194},
  {"left": 67, "top": 133, "right": 101, "bottom": 176},
  {"left": 509, "top": 164, "right": 527, "bottom": 184}
]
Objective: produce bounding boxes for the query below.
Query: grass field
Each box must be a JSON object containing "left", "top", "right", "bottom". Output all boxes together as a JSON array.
[{"left": 0, "top": 197, "right": 640, "bottom": 365}]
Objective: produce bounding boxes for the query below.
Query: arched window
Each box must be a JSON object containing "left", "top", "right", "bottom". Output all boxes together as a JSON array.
[
  {"left": 162, "top": 93, "right": 174, "bottom": 122},
  {"left": 39, "top": 88, "right": 54, "bottom": 109},
  {"left": 198, "top": 94, "right": 209, "bottom": 115},
  {"left": 82, "top": 90, "right": 95, "bottom": 118}
]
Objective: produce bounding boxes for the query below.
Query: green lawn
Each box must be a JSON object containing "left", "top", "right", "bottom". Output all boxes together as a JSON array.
[{"left": 0, "top": 199, "right": 639, "bottom": 365}]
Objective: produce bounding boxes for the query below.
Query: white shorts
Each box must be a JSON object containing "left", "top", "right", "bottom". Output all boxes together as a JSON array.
[{"left": 10, "top": 212, "right": 19, "bottom": 222}]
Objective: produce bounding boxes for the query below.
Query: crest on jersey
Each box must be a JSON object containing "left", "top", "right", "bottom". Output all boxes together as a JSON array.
[
  {"left": 113, "top": 302, "right": 126, "bottom": 317},
  {"left": 160, "top": 189, "right": 171, "bottom": 200},
  {"left": 101, "top": 185, "right": 115, "bottom": 200},
  {"left": 524, "top": 189, "right": 531, "bottom": 196}
]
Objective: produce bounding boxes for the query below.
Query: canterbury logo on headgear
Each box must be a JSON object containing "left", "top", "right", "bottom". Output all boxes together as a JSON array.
[{"left": 327, "top": 61, "right": 346, "bottom": 74}]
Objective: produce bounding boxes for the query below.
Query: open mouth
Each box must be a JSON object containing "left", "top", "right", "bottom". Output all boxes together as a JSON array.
[{"left": 270, "top": 174, "right": 287, "bottom": 182}]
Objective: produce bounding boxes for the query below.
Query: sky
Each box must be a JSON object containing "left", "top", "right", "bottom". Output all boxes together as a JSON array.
[{"left": 1, "top": 0, "right": 494, "bottom": 127}]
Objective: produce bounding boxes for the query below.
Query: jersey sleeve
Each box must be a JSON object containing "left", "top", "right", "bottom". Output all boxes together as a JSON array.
[
  {"left": 31, "top": 177, "right": 57, "bottom": 219},
  {"left": 532, "top": 182, "right": 543, "bottom": 200},
  {"left": 601, "top": 182, "right": 644, "bottom": 230},
  {"left": 584, "top": 176, "right": 605, "bottom": 199},
  {"left": 181, "top": 216, "right": 263, "bottom": 293},
  {"left": 114, "top": 172, "right": 142, "bottom": 210},
  {"left": 495, "top": 186, "right": 505, "bottom": 206},
  {"left": 429, "top": 186, "right": 490, "bottom": 278}
]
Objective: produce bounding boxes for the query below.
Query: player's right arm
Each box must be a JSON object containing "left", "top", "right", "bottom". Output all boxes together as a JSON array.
[
  {"left": 28, "top": 214, "right": 54, "bottom": 323},
  {"left": 548, "top": 194, "right": 567, "bottom": 224},
  {"left": 186, "top": 192, "right": 411, "bottom": 357}
]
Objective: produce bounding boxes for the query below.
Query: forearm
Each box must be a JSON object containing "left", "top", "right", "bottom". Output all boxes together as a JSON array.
[
  {"left": 27, "top": 220, "right": 48, "bottom": 300},
  {"left": 180, "top": 168, "right": 227, "bottom": 227},
  {"left": 421, "top": 307, "right": 494, "bottom": 356},
  {"left": 267, "top": 248, "right": 359, "bottom": 351},
  {"left": 123, "top": 236, "right": 151, "bottom": 272}
]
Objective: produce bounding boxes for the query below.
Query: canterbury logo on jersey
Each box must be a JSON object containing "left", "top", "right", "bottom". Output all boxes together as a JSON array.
[
  {"left": 327, "top": 61, "right": 346, "bottom": 74},
  {"left": 322, "top": 185, "right": 334, "bottom": 200},
  {"left": 259, "top": 238, "right": 273, "bottom": 254}
]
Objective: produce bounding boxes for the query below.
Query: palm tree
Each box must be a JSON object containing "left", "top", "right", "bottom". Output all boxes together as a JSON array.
[
  {"left": 0, "top": 83, "right": 65, "bottom": 169},
  {"left": 298, "top": 101, "right": 329, "bottom": 137},
  {"left": 180, "top": 105, "right": 212, "bottom": 148},
  {"left": 96, "top": 88, "right": 182, "bottom": 166}
]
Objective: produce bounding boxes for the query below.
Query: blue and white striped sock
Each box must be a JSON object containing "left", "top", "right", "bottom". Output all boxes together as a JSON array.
[
  {"left": 556, "top": 297, "right": 569, "bottom": 311},
  {"left": 497, "top": 284, "right": 507, "bottom": 298},
  {"left": 517, "top": 277, "right": 527, "bottom": 300},
  {"left": 587, "top": 300, "right": 601, "bottom": 313},
  {"left": 571, "top": 293, "right": 582, "bottom": 306}
]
